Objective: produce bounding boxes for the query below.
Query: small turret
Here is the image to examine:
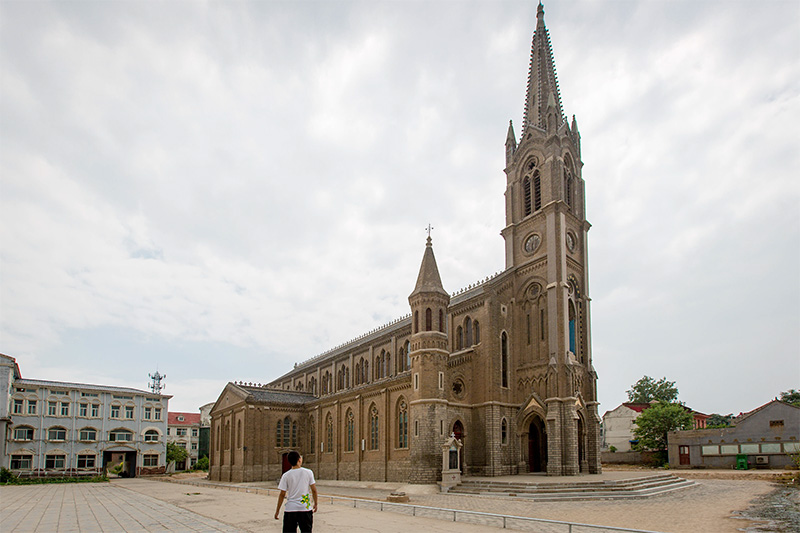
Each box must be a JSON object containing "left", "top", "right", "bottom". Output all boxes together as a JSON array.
[{"left": 505, "top": 120, "right": 517, "bottom": 168}]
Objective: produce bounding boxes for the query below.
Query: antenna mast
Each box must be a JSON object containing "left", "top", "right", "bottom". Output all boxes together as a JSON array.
[{"left": 148, "top": 370, "right": 166, "bottom": 394}]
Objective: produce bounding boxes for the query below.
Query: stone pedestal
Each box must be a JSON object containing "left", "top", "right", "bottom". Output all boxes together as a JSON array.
[{"left": 440, "top": 434, "right": 463, "bottom": 492}]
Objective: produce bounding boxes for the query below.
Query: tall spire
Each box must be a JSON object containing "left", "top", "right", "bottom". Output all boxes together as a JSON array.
[
  {"left": 410, "top": 236, "right": 447, "bottom": 298},
  {"left": 523, "top": 2, "right": 564, "bottom": 131}
]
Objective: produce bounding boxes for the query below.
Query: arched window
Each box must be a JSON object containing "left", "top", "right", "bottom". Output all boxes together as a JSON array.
[
  {"left": 308, "top": 416, "right": 315, "bottom": 452},
  {"left": 456, "top": 326, "right": 463, "bottom": 350},
  {"left": 79, "top": 427, "right": 97, "bottom": 441},
  {"left": 474, "top": 320, "right": 480, "bottom": 344},
  {"left": 523, "top": 176, "right": 532, "bottom": 216},
  {"left": 405, "top": 340, "right": 410, "bottom": 369},
  {"left": 369, "top": 404, "right": 379, "bottom": 450},
  {"left": 501, "top": 332, "right": 509, "bottom": 388},
  {"left": 414, "top": 311, "right": 418, "bottom": 333},
  {"left": 425, "top": 308, "right": 432, "bottom": 331},
  {"left": 326, "top": 414, "right": 333, "bottom": 453},
  {"left": 282, "top": 416, "right": 291, "bottom": 447},
  {"left": 439, "top": 309, "right": 445, "bottom": 333},
  {"left": 345, "top": 366, "right": 350, "bottom": 388},
  {"left": 465, "top": 317, "right": 473, "bottom": 346},
  {"left": 534, "top": 171, "right": 542, "bottom": 211},
  {"left": 501, "top": 418, "right": 508, "bottom": 444},
  {"left": 397, "top": 399, "right": 408, "bottom": 449},
  {"left": 291, "top": 420, "right": 297, "bottom": 447},
  {"left": 568, "top": 301, "right": 576, "bottom": 354},
  {"left": 144, "top": 429, "right": 159, "bottom": 442},
  {"left": 48, "top": 427, "right": 67, "bottom": 441},
  {"left": 109, "top": 429, "right": 133, "bottom": 442},
  {"left": 397, "top": 346, "right": 406, "bottom": 372},
  {"left": 345, "top": 409, "right": 354, "bottom": 452},
  {"left": 276, "top": 420, "right": 281, "bottom": 446}
]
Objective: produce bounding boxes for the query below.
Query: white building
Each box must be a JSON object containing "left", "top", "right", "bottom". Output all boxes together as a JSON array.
[
  {"left": 3, "top": 353, "right": 171, "bottom": 477},
  {"left": 167, "top": 412, "right": 201, "bottom": 470}
]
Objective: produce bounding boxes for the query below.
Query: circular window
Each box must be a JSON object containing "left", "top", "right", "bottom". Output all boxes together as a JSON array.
[
  {"left": 523, "top": 234, "right": 541, "bottom": 254},
  {"left": 566, "top": 231, "right": 577, "bottom": 252},
  {"left": 452, "top": 379, "right": 465, "bottom": 399}
]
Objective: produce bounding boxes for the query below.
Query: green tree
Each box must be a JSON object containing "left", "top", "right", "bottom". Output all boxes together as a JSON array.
[
  {"left": 779, "top": 389, "right": 800, "bottom": 407},
  {"left": 166, "top": 442, "right": 189, "bottom": 465},
  {"left": 706, "top": 413, "right": 733, "bottom": 428},
  {"left": 632, "top": 403, "right": 694, "bottom": 451},
  {"left": 626, "top": 376, "right": 679, "bottom": 404}
]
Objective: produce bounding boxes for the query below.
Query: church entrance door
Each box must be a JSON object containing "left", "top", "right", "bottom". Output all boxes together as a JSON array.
[
  {"left": 281, "top": 453, "right": 291, "bottom": 474},
  {"left": 528, "top": 417, "right": 546, "bottom": 472},
  {"left": 453, "top": 420, "right": 464, "bottom": 472}
]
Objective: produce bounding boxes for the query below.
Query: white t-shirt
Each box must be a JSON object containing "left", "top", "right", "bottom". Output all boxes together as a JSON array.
[{"left": 278, "top": 467, "right": 316, "bottom": 512}]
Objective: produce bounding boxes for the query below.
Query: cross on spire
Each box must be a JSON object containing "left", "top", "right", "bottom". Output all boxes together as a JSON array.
[{"left": 426, "top": 224, "right": 434, "bottom": 238}]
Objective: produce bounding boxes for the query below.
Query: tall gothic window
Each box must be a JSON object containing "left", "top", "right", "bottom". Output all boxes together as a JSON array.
[
  {"left": 501, "top": 332, "right": 509, "bottom": 388},
  {"left": 414, "top": 311, "right": 418, "bottom": 333},
  {"left": 523, "top": 176, "right": 532, "bottom": 216},
  {"left": 345, "top": 410, "right": 354, "bottom": 452},
  {"left": 439, "top": 309, "right": 445, "bottom": 333},
  {"left": 397, "top": 399, "right": 408, "bottom": 449},
  {"left": 474, "top": 320, "right": 480, "bottom": 344},
  {"left": 534, "top": 172, "right": 542, "bottom": 211},
  {"left": 397, "top": 346, "right": 406, "bottom": 372},
  {"left": 465, "top": 317, "right": 473, "bottom": 346},
  {"left": 568, "top": 300, "right": 576, "bottom": 354},
  {"left": 369, "top": 404, "right": 379, "bottom": 450},
  {"left": 456, "top": 326, "right": 463, "bottom": 350},
  {"left": 425, "top": 308, "right": 432, "bottom": 331},
  {"left": 405, "top": 340, "right": 410, "bottom": 369},
  {"left": 501, "top": 418, "right": 508, "bottom": 444},
  {"left": 282, "top": 416, "right": 291, "bottom": 447},
  {"left": 326, "top": 414, "right": 333, "bottom": 453},
  {"left": 308, "top": 416, "right": 315, "bottom": 452}
]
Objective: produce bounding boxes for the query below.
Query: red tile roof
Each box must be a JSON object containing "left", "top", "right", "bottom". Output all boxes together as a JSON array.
[
  {"left": 622, "top": 403, "right": 652, "bottom": 413},
  {"left": 168, "top": 412, "right": 201, "bottom": 425}
]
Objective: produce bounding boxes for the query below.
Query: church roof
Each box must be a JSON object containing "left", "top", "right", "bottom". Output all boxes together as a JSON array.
[
  {"left": 523, "top": 2, "right": 565, "bottom": 131},
  {"left": 409, "top": 236, "right": 448, "bottom": 298},
  {"left": 239, "top": 385, "right": 315, "bottom": 405}
]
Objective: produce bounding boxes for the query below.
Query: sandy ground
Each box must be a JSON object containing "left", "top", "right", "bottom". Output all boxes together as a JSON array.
[{"left": 152, "top": 470, "right": 793, "bottom": 533}]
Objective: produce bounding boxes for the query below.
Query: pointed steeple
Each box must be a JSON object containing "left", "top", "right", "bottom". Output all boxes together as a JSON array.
[
  {"left": 410, "top": 236, "right": 448, "bottom": 298},
  {"left": 523, "top": 2, "right": 564, "bottom": 131},
  {"left": 505, "top": 120, "right": 517, "bottom": 166}
]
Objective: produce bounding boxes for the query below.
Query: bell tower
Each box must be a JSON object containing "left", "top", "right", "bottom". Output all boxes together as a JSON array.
[{"left": 501, "top": 2, "right": 601, "bottom": 475}]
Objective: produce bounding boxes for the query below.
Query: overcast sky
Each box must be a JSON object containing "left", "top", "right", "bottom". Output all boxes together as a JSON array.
[{"left": 1, "top": 0, "right": 797, "bottom": 416}]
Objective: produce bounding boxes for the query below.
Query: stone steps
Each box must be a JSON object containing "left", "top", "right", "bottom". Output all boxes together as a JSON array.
[{"left": 448, "top": 474, "right": 696, "bottom": 501}]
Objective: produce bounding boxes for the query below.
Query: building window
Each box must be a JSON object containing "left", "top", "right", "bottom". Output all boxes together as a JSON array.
[
  {"left": 568, "top": 301, "right": 576, "bottom": 354},
  {"left": 275, "top": 420, "right": 281, "bottom": 447},
  {"left": 48, "top": 427, "right": 67, "bottom": 441},
  {"left": 439, "top": 309, "right": 445, "bottom": 333},
  {"left": 309, "top": 417, "right": 315, "bottom": 452},
  {"left": 414, "top": 311, "right": 418, "bottom": 333},
  {"left": 291, "top": 421, "right": 297, "bottom": 447},
  {"left": 177, "top": 442, "right": 187, "bottom": 449},
  {"left": 45, "top": 455, "right": 65, "bottom": 469},
  {"left": 143, "top": 454, "right": 159, "bottom": 467},
  {"left": 533, "top": 172, "right": 542, "bottom": 211},
  {"left": 13, "top": 399, "right": 24, "bottom": 414},
  {"left": 79, "top": 428, "right": 97, "bottom": 441},
  {"left": 465, "top": 317, "right": 473, "bottom": 346},
  {"left": 191, "top": 442, "right": 197, "bottom": 450},
  {"left": 413, "top": 373, "right": 419, "bottom": 390},
  {"left": 154, "top": 408, "right": 162, "bottom": 420},
  {"left": 11, "top": 455, "right": 32, "bottom": 469},
  {"left": 474, "top": 321, "right": 480, "bottom": 344},
  {"left": 438, "top": 372, "right": 444, "bottom": 390},
  {"left": 414, "top": 420, "right": 419, "bottom": 437},
  {"left": 13, "top": 426, "right": 34, "bottom": 440},
  {"left": 111, "top": 404, "right": 120, "bottom": 418},
  {"left": 540, "top": 309, "right": 545, "bottom": 340},
  {"left": 523, "top": 176, "right": 532, "bottom": 216},
  {"left": 77, "top": 455, "right": 96, "bottom": 468},
  {"left": 283, "top": 417, "right": 291, "bottom": 447},
  {"left": 91, "top": 403, "right": 100, "bottom": 417},
  {"left": 125, "top": 405, "right": 134, "bottom": 419},
  {"left": 345, "top": 410, "right": 355, "bottom": 452},
  {"left": 109, "top": 429, "right": 133, "bottom": 442},
  {"left": 144, "top": 407, "right": 152, "bottom": 420},
  {"left": 49, "top": 401, "right": 57, "bottom": 416},
  {"left": 456, "top": 326, "right": 463, "bottom": 350},
  {"left": 60, "top": 402, "right": 70, "bottom": 417},
  {"left": 369, "top": 405, "right": 379, "bottom": 450},
  {"left": 397, "top": 346, "right": 406, "bottom": 373},
  {"left": 177, "top": 428, "right": 187, "bottom": 437},
  {"left": 501, "top": 418, "right": 508, "bottom": 445},
  {"left": 326, "top": 415, "right": 333, "bottom": 453},
  {"left": 501, "top": 332, "right": 509, "bottom": 388},
  {"left": 27, "top": 400, "right": 37, "bottom": 415},
  {"left": 192, "top": 428, "right": 198, "bottom": 437},
  {"left": 405, "top": 341, "right": 410, "bottom": 370},
  {"left": 425, "top": 308, "right": 432, "bottom": 331},
  {"left": 80, "top": 403, "right": 88, "bottom": 417},
  {"left": 398, "top": 399, "right": 408, "bottom": 449},
  {"left": 144, "top": 430, "right": 160, "bottom": 442}
]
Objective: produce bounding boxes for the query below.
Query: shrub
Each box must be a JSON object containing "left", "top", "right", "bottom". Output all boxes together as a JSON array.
[
  {"left": 193, "top": 456, "right": 209, "bottom": 471},
  {"left": 0, "top": 467, "right": 18, "bottom": 483}
]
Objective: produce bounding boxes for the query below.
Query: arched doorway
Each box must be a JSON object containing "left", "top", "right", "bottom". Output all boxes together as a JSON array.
[
  {"left": 577, "top": 415, "right": 586, "bottom": 473},
  {"left": 452, "top": 420, "right": 464, "bottom": 472},
  {"left": 528, "top": 416, "right": 547, "bottom": 473}
]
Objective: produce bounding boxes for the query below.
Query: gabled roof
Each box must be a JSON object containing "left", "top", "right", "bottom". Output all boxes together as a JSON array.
[
  {"left": 734, "top": 399, "right": 800, "bottom": 424},
  {"left": 622, "top": 403, "right": 652, "bottom": 413},
  {"left": 168, "top": 412, "right": 201, "bottom": 425},
  {"left": 241, "top": 385, "right": 315, "bottom": 405}
]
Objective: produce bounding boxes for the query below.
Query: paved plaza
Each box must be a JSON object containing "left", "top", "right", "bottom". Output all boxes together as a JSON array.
[{"left": 0, "top": 472, "right": 786, "bottom": 533}]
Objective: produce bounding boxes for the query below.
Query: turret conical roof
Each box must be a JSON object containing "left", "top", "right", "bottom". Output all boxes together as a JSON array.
[
  {"left": 410, "top": 236, "right": 448, "bottom": 298},
  {"left": 523, "top": 2, "right": 565, "bottom": 131}
]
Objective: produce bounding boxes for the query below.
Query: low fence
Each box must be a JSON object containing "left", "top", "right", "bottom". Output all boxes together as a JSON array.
[{"left": 160, "top": 478, "right": 664, "bottom": 533}]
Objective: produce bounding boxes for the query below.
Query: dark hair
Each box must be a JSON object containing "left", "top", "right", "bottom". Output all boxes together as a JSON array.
[{"left": 287, "top": 451, "right": 301, "bottom": 466}]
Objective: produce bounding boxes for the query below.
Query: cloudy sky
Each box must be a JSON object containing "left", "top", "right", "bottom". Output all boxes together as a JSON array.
[{"left": 1, "top": 0, "right": 797, "bottom": 416}]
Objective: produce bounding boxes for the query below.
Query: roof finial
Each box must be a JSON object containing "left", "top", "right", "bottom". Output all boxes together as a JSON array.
[
  {"left": 425, "top": 223, "right": 434, "bottom": 246},
  {"left": 537, "top": 1, "right": 545, "bottom": 28}
]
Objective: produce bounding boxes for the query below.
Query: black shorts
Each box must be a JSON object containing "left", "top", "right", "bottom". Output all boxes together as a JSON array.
[{"left": 283, "top": 510, "right": 313, "bottom": 533}]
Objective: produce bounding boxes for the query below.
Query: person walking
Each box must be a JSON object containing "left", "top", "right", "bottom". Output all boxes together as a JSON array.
[{"left": 274, "top": 451, "right": 318, "bottom": 533}]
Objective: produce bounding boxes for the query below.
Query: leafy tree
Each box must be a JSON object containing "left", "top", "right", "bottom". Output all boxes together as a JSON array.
[
  {"left": 626, "top": 376, "right": 679, "bottom": 404},
  {"left": 779, "top": 389, "right": 800, "bottom": 407},
  {"left": 167, "top": 442, "right": 189, "bottom": 465},
  {"left": 193, "top": 456, "right": 209, "bottom": 471},
  {"left": 632, "top": 403, "right": 694, "bottom": 451},
  {"left": 706, "top": 413, "right": 733, "bottom": 428}
]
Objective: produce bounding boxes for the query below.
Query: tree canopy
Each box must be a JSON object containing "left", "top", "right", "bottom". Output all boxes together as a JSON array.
[
  {"left": 166, "top": 442, "right": 189, "bottom": 464},
  {"left": 632, "top": 403, "right": 694, "bottom": 451},
  {"left": 706, "top": 413, "right": 733, "bottom": 428},
  {"left": 626, "top": 376, "right": 679, "bottom": 404},
  {"left": 779, "top": 389, "right": 800, "bottom": 407}
]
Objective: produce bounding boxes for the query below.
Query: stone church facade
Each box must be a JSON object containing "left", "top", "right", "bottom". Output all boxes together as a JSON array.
[{"left": 209, "top": 3, "right": 601, "bottom": 484}]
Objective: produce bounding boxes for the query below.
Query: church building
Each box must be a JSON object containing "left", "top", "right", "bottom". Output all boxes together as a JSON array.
[{"left": 209, "top": 2, "right": 601, "bottom": 483}]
